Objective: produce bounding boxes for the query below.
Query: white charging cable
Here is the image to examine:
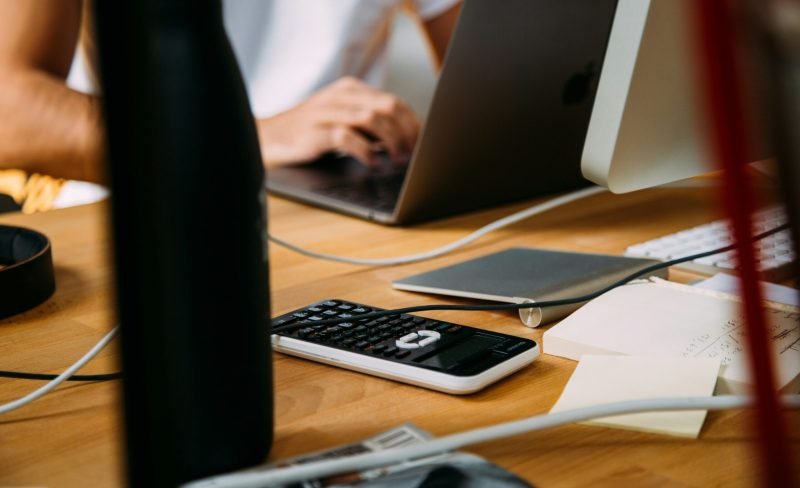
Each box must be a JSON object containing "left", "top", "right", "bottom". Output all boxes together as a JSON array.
[
  {"left": 267, "top": 186, "right": 607, "bottom": 266},
  {"left": 0, "top": 326, "right": 119, "bottom": 415},
  {"left": 184, "top": 394, "right": 800, "bottom": 488}
]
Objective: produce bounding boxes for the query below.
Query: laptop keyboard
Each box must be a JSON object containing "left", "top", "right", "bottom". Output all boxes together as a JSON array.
[{"left": 315, "top": 170, "right": 405, "bottom": 214}]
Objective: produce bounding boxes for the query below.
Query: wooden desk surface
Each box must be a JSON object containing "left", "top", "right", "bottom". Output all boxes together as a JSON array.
[{"left": 1, "top": 186, "right": 798, "bottom": 487}]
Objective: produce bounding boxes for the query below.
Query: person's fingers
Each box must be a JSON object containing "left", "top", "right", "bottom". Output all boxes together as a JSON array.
[
  {"left": 331, "top": 91, "right": 419, "bottom": 162},
  {"left": 311, "top": 77, "right": 421, "bottom": 163},
  {"left": 349, "top": 86, "right": 420, "bottom": 159},
  {"left": 326, "top": 125, "right": 376, "bottom": 167},
  {"left": 322, "top": 106, "right": 404, "bottom": 160},
  {"left": 373, "top": 93, "right": 420, "bottom": 161}
]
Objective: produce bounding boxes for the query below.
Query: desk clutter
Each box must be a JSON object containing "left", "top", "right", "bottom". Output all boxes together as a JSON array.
[
  {"left": 203, "top": 423, "right": 533, "bottom": 488},
  {"left": 544, "top": 278, "right": 800, "bottom": 394}
]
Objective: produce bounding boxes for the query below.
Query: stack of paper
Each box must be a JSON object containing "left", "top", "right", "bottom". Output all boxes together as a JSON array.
[{"left": 543, "top": 279, "right": 800, "bottom": 394}]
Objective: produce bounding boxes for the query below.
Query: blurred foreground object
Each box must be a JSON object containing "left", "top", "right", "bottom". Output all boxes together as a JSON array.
[
  {"left": 93, "top": 1, "right": 273, "bottom": 486},
  {"left": 694, "top": 0, "right": 798, "bottom": 486}
]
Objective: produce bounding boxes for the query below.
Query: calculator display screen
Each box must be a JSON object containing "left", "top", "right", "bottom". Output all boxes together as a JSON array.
[{"left": 417, "top": 334, "right": 504, "bottom": 369}]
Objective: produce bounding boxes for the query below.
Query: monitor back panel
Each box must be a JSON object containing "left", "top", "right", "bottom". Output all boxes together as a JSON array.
[{"left": 395, "top": 0, "right": 619, "bottom": 224}]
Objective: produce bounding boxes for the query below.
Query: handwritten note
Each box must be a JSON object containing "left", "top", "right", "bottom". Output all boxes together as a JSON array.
[{"left": 543, "top": 279, "right": 800, "bottom": 394}]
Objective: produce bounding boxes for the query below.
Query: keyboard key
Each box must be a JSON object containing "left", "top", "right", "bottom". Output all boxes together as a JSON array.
[{"left": 625, "top": 205, "right": 794, "bottom": 281}]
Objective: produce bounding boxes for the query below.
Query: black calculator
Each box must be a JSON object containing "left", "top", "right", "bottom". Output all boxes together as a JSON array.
[{"left": 271, "top": 299, "right": 540, "bottom": 394}]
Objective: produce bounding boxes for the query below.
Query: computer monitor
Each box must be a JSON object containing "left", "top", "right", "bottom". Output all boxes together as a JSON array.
[{"left": 580, "top": 0, "right": 769, "bottom": 192}]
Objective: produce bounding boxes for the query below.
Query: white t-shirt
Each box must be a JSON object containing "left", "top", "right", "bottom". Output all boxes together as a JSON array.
[{"left": 67, "top": 0, "right": 459, "bottom": 118}]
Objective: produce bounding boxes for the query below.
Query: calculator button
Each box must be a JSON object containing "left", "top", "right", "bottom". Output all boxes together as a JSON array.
[
  {"left": 338, "top": 322, "right": 354, "bottom": 329},
  {"left": 338, "top": 304, "right": 354, "bottom": 310},
  {"left": 418, "top": 330, "right": 440, "bottom": 339},
  {"left": 396, "top": 341, "right": 420, "bottom": 350},
  {"left": 352, "top": 307, "right": 369, "bottom": 314},
  {"left": 446, "top": 325, "right": 462, "bottom": 333},
  {"left": 323, "top": 310, "right": 338, "bottom": 316},
  {"left": 338, "top": 313, "right": 354, "bottom": 319},
  {"left": 418, "top": 337, "right": 438, "bottom": 347},
  {"left": 412, "top": 317, "right": 425, "bottom": 324},
  {"left": 272, "top": 316, "right": 297, "bottom": 327},
  {"left": 383, "top": 346, "right": 398, "bottom": 356},
  {"left": 292, "top": 312, "right": 309, "bottom": 319},
  {"left": 399, "top": 332, "right": 419, "bottom": 342},
  {"left": 372, "top": 344, "right": 386, "bottom": 354},
  {"left": 355, "top": 341, "right": 370, "bottom": 350},
  {"left": 322, "top": 301, "right": 338, "bottom": 307},
  {"left": 395, "top": 350, "right": 411, "bottom": 359},
  {"left": 308, "top": 306, "right": 324, "bottom": 313},
  {"left": 307, "top": 316, "right": 323, "bottom": 321}
]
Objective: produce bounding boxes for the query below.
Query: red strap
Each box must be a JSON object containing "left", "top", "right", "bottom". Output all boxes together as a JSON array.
[{"left": 692, "top": 1, "right": 796, "bottom": 486}]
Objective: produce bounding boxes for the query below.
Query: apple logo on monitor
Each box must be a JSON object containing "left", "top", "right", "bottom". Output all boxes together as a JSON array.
[{"left": 563, "top": 62, "right": 597, "bottom": 106}]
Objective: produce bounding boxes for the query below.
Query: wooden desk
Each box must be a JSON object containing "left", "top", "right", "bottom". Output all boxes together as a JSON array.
[{"left": 1, "top": 187, "right": 798, "bottom": 487}]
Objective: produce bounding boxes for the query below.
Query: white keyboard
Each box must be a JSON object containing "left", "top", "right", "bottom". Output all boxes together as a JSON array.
[{"left": 625, "top": 206, "right": 795, "bottom": 282}]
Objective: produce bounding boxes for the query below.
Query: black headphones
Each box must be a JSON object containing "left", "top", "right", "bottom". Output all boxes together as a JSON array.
[{"left": 0, "top": 225, "right": 56, "bottom": 320}]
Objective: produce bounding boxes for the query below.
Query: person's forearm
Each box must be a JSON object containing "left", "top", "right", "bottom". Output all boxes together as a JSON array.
[{"left": 0, "top": 69, "right": 104, "bottom": 182}]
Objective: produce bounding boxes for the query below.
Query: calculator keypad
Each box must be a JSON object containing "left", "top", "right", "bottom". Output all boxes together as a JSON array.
[{"left": 272, "top": 300, "right": 468, "bottom": 362}]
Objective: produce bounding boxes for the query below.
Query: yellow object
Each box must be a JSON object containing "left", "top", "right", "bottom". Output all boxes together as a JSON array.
[{"left": 0, "top": 170, "right": 65, "bottom": 213}]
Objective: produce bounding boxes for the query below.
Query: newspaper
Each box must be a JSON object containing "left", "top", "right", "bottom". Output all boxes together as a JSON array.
[{"left": 197, "top": 423, "right": 532, "bottom": 487}]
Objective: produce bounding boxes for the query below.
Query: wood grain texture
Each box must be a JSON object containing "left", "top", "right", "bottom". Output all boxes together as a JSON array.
[{"left": 1, "top": 185, "right": 797, "bottom": 487}]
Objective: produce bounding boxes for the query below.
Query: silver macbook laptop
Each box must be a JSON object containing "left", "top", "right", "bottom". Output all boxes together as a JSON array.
[{"left": 266, "top": 0, "right": 619, "bottom": 225}]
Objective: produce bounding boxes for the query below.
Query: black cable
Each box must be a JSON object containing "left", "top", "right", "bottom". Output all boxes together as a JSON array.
[
  {"left": 272, "top": 223, "right": 791, "bottom": 334},
  {"left": 0, "top": 370, "right": 122, "bottom": 381}
]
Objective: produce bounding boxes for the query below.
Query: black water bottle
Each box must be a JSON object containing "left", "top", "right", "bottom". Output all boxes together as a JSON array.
[{"left": 93, "top": 1, "right": 272, "bottom": 486}]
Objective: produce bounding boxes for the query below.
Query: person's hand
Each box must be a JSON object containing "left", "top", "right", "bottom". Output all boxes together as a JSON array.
[{"left": 256, "top": 77, "right": 421, "bottom": 168}]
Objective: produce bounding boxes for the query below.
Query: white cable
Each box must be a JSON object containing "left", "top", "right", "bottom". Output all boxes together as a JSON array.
[
  {"left": 183, "top": 394, "right": 800, "bottom": 488},
  {"left": 268, "top": 186, "right": 607, "bottom": 266},
  {"left": 0, "top": 326, "right": 119, "bottom": 415}
]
